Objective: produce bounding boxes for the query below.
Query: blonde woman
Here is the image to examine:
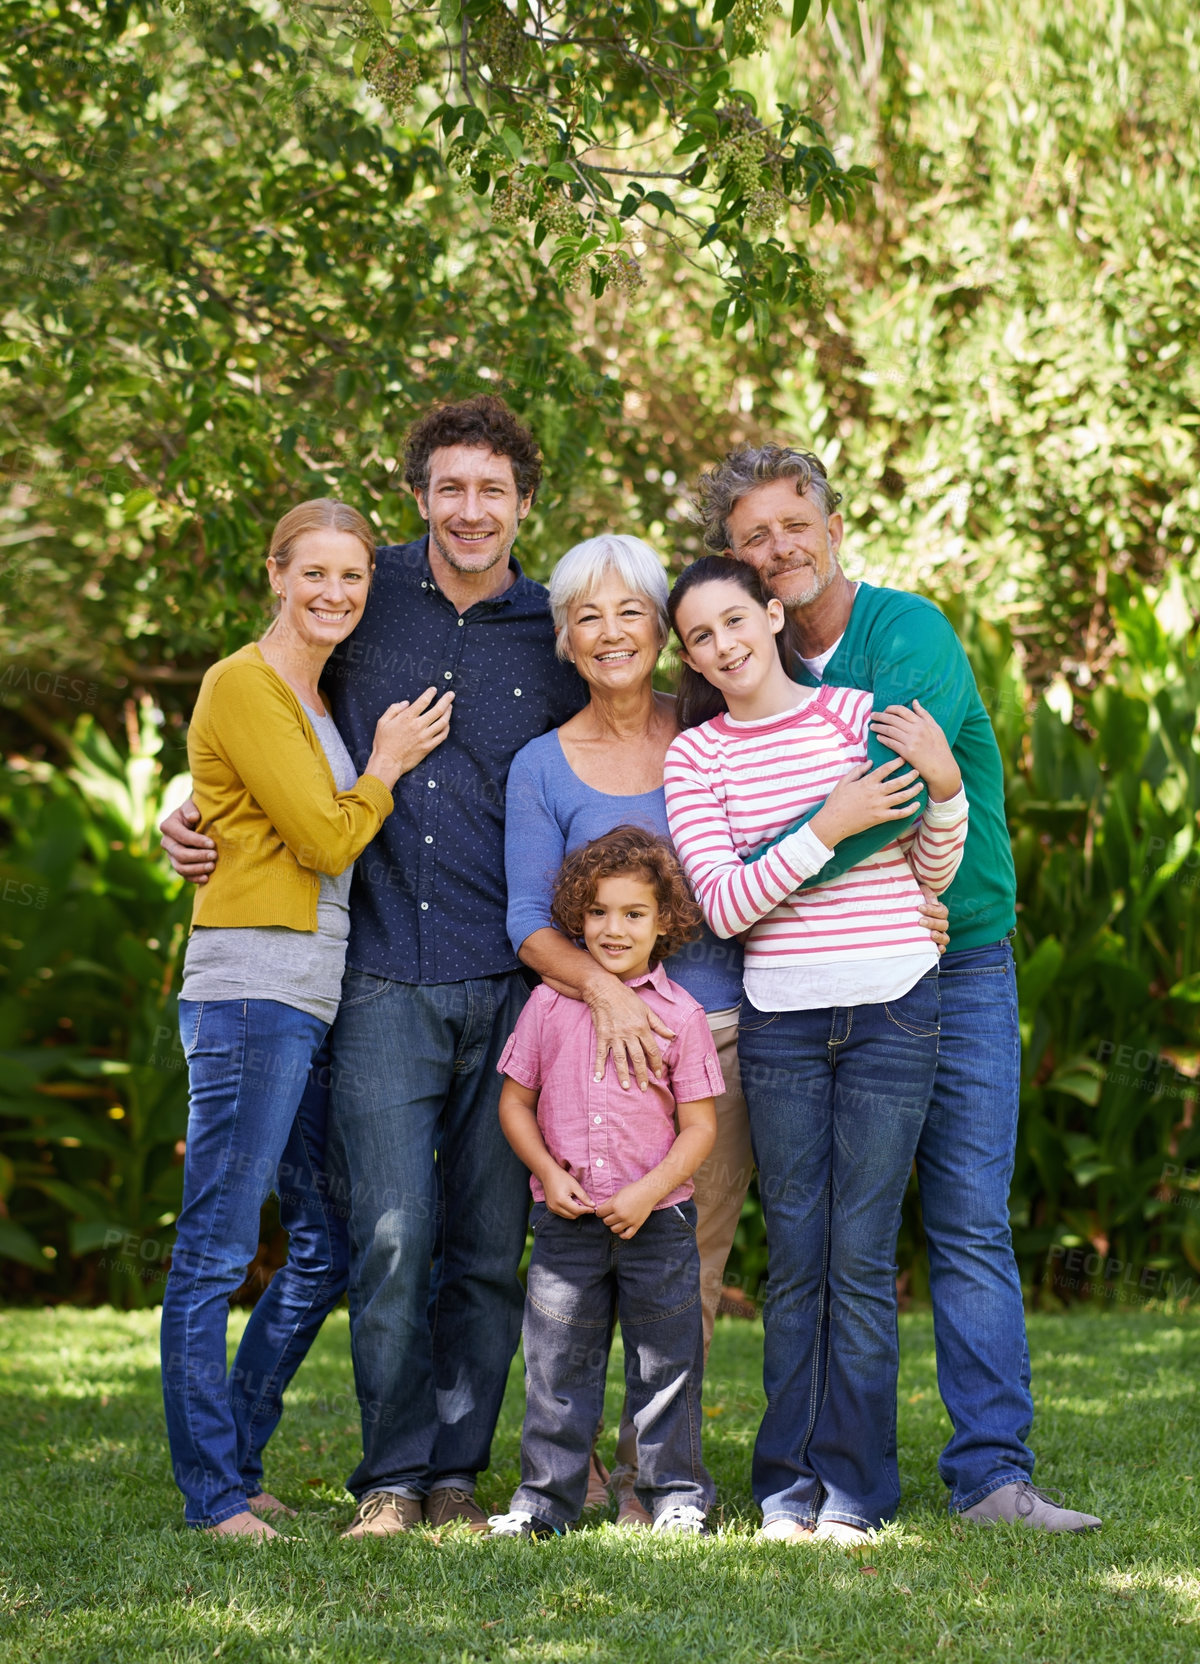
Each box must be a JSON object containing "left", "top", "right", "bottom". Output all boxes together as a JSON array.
[{"left": 161, "top": 499, "right": 452, "bottom": 1536}]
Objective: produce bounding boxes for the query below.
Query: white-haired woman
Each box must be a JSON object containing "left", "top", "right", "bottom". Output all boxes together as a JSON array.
[{"left": 503, "top": 533, "right": 751, "bottom": 1523}]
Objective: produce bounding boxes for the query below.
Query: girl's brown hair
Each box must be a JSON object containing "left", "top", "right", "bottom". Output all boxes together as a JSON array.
[
  {"left": 550, "top": 826, "right": 703, "bottom": 966},
  {"left": 667, "top": 554, "right": 796, "bottom": 730},
  {"left": 266, "top": 498, "right": 377, "bottom": 614}
]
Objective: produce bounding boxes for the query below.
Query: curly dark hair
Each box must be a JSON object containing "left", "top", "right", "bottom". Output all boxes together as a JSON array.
[
  {"left": 402, "top": 395, "right": 543, "bottom": 505},
  {"left": 550, "top": 827, "right": 703, "bottom": 967}
]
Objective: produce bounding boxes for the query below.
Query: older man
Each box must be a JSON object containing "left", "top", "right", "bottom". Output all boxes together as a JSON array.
[{"left": 695, "top": 443, "right": 1101, "bottom": 1533}]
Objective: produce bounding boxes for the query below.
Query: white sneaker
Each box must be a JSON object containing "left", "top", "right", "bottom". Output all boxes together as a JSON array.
[
  {"left": 813, "top": 1519, "right": 873, "bottom": 1547},
  {"left": 486, "top": 1510, "right": 560, "bottom": 1540},
  {"left": 652, "top": 1504, "right": 709, "bottom": 1536},
  {"left": 760, "top": 1518, "right": 815, "bottom": 1542}
]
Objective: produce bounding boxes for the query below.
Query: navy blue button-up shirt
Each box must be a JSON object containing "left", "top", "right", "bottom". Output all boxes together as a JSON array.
[{"left": 322, "top": 535, "right": 587, "bottom": 984}]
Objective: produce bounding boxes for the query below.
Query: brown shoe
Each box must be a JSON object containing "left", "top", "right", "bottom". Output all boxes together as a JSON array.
[
  {"left": 340, "top": 1491, "right": 423, "bottom": 1539},
  {"left": 584, "top": 1451, "right": 611, "bottom": 1511},
  {"left": 423, "top": 1486, "right": 490, "bottom": 1533},
  {"left": 615, "top": 1492, "right": 653, "bottom": 1529}
]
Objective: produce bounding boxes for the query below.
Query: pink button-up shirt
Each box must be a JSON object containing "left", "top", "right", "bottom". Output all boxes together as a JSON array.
[{"left": 497, "top": 961, "right": 725, "bottom": 1210}]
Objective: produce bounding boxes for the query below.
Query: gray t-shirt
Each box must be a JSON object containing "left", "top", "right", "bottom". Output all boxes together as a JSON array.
[{"left": 181, "top": 704, "right": 359, "bottom": 1024}]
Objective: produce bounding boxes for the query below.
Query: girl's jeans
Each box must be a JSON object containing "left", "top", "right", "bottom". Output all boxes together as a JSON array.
[
  {"left": 511, "top": 1200, "right": 715, "bottom": 1528},
  {"left": 161, "top": 999, "right": 348, "bottom": 1527},
  {"left": 738, "top": 970, "right": 940, "bottom": 1530}
]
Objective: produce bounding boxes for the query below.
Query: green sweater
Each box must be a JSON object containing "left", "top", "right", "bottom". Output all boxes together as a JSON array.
[{"left": 749, "top": 582, "right": 1016, "bottom": 953}]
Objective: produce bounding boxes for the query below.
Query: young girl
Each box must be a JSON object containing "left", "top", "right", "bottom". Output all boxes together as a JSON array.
[
  {"left": 489, "top": 826, "right": 724, "bottom": 1538},
  {"left": 663, "top": 557, "right": 968, "bottom": 1545}
]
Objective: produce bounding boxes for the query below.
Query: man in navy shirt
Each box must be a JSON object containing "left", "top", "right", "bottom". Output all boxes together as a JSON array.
[{"left": 162, "top": 398, "right": 589, "bottom": 1535}]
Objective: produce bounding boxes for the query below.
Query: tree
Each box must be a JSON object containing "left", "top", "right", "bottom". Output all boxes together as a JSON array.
[{"left": 0, "top": 0, "right": 866, "bottom": 745}]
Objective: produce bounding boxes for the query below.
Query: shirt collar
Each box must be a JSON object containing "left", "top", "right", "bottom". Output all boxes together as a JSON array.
[
  {"left": 384, "top": 535, "right": 540, "bottom": 612},
  {"left": 624, "top": 961, "right": 677, "bottom": 1002}
]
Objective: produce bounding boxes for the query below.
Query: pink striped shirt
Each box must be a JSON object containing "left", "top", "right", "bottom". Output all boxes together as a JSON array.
[{"left": 662, "top": 685, "right": 969, "bottom": 971}]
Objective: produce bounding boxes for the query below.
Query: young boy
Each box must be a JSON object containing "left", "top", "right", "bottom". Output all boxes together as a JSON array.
[{"left": 489, "top": 827, "right": 723, "bottom": 1539}]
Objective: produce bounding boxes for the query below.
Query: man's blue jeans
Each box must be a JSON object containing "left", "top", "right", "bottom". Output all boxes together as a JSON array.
[
  {"left": 917, "top": 938, "right": 1035, "bottom": 1509},
  {"left": 512, "top": 1200, "right": 715, "bottom": 1529},
  {"left": 162, "top": 1000, "right": 348, "bottom": 1527},
  {"left": 327, "top": 971, "right": 532, "bottom": 1499},
  {"left": 738, "top": 971, "right": 940, "bottom": 1530}
]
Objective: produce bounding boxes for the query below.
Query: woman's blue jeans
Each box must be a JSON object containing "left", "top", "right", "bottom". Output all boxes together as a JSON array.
[
  {"left": 738, "top": 971, "right": 940, "bottom": 1531},
  {"left": 161, "top": 999, "right": 349, "bottom": 1527}
]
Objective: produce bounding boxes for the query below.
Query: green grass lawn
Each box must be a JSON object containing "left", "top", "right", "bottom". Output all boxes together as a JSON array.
[{"left": 1, "top": 1305, "right": 1197, "bottom": 1663}]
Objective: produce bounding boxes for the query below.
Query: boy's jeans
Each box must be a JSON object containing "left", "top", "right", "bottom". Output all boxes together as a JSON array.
[
  {"left": 328, "top": 970, "right": 532, "bottom": 1500},
  {"left": 162, "top": 1000, "right": 348, "bottom": 1527},
  {"left": 738, "top": 971, "right": 940, "bottom": 1531},
  {"left": 512, "top": 1201, "right": 715, "bottom": 1528},
  {"left": 917, "top": 938, "right": 1035, "bottom": 1509}
]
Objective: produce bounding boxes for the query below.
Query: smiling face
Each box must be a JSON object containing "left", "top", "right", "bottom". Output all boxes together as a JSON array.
[
  {"left": 581, "top": 871, "right": 662, "bottom": 982},
  {"left": 267, "top": 529, "right": 373, "bottom": 649},
  {"left": 674, "top": 577, "right": 788, "bottom": 708},
  {"left": 561, "top": 571, "right": 665, "bottom": 695},
  {"left": 414, "top": 442, "right": 533, "bottom": 577},
  {"left": 724, "top": 476, "right": 844, "bottom": 611}
]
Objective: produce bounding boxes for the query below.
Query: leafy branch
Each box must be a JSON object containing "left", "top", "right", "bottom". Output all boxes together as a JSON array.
[{"left": 243, "top": 0, "right": 875, "bottom": 334}]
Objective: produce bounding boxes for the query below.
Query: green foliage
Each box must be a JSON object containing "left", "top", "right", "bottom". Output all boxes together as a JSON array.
[
  {"left": 0, "top": 0, "right": 622, "bottom": 689},
  {"left": 0, "top": 701, "right": 192, "bottom": 1303},
  {"left": 751, "top": 0, "right": 1200, "bottom": 678},
  {"left": 1002, "top": 577, "right": 1200, "bottom": 1292},
  {"left": 2, "top": 0, "right": 1198, "bottom": 1305}
]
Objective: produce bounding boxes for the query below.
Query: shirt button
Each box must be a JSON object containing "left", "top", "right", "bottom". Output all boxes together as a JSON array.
[
  {"left": 595, "top": 1158, "right": 604, "bottom": 1167},
  {"left": 444, "top": 671, "right": 452, "bottom": 680},
  {"left": 420, "top": 902, "right": 429, "bottom": 910},
  {"left": 593, "top": 1116, "right": 602, "bottom": 1124},
  {"left": 427, "top": 779, "right": 436, "bottom": 788},
  {"left": 457, "top": 617, "right": 465, "bottom": 627},
  {"left": 513, "top": 687, "right": 522, "bottom": 697},
  {"left": 425, "top": 835, "right": 433, "bottom": 845}
]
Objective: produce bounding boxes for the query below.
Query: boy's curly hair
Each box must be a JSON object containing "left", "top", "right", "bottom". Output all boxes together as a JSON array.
[{"left": 550, "top": 826, "right": 704, "bottom": 967}]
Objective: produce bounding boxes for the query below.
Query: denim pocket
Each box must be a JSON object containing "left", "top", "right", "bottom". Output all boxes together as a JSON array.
[
  {"left": 670, "top": 1203, "right": 697, "bottom": 1232},
  {"left": 737, "top": 1007, "right": 780, "bottom": 1035},
  {"left": 883, "top": 972, "right": 941, "bottom": 1039},
  {"left": 178, "top": 1000, "right": 204, "bottom": 1061},
  {"left": 337, "top": 969, "right": 393, "bottom": 1009}
]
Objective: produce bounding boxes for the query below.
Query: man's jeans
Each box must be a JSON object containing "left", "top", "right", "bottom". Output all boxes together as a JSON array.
[
  {"left": 738, "top": 971, "right": 940, "bottom": 1530},
  {"left": 917, "top": 938, "right": 1035, "bottom": 1509},
  {"left": 328, "top": 971, "right": 532, "bottom": 1499},
  {"left": 162, "top": 1000, "right": 348, "bottom": 1527},
  {"left": 512, "top": 1201, "right": 714, "bottom": 1528}
]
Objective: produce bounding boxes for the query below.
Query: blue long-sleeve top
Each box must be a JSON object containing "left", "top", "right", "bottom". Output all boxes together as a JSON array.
[{"left": 504, "top": 728, "right": 745, "bottom": 1014}]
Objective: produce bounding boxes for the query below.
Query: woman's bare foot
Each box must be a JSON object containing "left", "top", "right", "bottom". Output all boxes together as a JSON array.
[
  {"left": 204, "top": 1510, "right": 279, "bottom": 1538},
  {"left": 247, "top": 1492, "right": 297, "bottom": 1519}
]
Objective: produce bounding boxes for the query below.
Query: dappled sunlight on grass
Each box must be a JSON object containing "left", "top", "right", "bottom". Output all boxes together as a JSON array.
[{"left": 1, "top": 1307, "right": 1198, "bottom": 1660}]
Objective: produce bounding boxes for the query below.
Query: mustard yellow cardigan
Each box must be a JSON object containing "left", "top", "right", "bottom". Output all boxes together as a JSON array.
[{"left": 187, "top": 643, "right": 393, "bottom": 933}]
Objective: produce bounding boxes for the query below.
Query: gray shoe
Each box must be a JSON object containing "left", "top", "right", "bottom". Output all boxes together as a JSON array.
[{"left": 961, "top": 1481, "right": 1101, "bottom": 1533}]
